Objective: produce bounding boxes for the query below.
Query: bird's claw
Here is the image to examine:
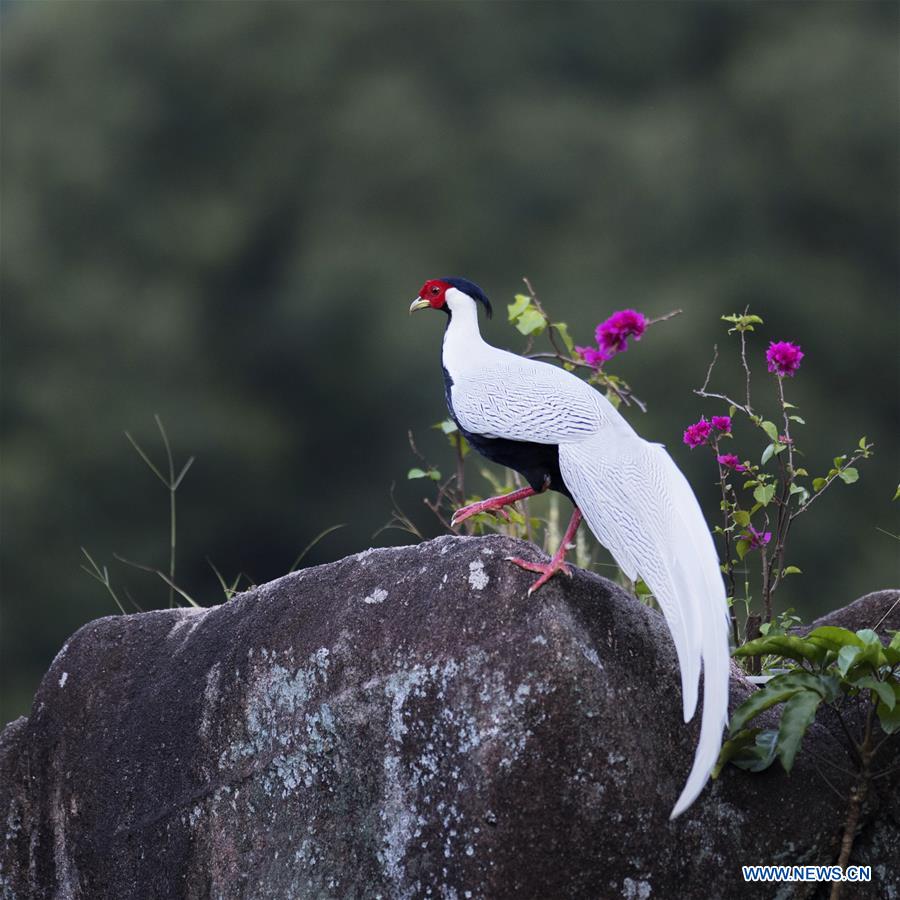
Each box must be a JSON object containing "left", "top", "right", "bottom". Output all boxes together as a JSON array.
[
  {"left": 451, "top": 502, "right": 511, "bottom": 528},
  {"left": 505, "top": 555, "right": 573, "bottom": 595}
]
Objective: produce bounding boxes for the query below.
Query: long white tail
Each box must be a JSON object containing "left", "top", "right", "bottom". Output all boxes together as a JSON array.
[{"left": 558, "top": 427, "right": 730, "bottom": 818}]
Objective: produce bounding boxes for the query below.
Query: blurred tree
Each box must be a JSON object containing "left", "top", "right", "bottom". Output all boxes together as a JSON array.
[{"left": 1, "top": 1, "right": 897, "bottom": 724}]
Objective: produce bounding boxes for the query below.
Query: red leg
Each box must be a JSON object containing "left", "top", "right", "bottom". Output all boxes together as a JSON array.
[
  {"left": 507, "top": 508, "right": 583, "bottom": 596},
  {"left": 451, "top": 485, "right": 539, "bottom": 528}
]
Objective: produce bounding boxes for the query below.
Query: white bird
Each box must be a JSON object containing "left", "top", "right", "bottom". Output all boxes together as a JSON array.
[{"left": 410, "top": 277, "right": 730, "bottom": 818}]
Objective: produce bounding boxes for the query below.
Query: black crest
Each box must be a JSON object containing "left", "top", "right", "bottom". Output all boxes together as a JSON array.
[{"left": 440, "top": 277, "right": 493, "bottom": 319}]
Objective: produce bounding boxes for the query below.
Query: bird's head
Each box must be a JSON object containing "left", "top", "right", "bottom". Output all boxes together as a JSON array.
[{"left": 408, "top": 277, "right": 493, "bottom": 319}]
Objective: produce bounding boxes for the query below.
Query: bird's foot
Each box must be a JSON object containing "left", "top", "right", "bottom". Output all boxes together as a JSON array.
[
  {"left": 450, "top": 485, "right": 538, "bottom": 528},
  {"left": 504, "top": 554, "right": 573, "bottom": 596}
]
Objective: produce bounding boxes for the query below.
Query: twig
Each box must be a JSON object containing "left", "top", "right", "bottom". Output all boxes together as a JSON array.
[
  {"left": 693, "top": 345, "right": 751, "bottom": 415},
  {"left": 810, "top": 761, "right": 849, "bottom": 801},
  {"left": 791, "top": 447, "right": 870, "bottom": 521},
  {"left": 872, "top": 594, "right": 900, "bottom": 632},
  {"left": 648, "top": 309, "right": 683, "bottom": 325},
  {"left": 739, "top": 308, "right": 753, "bottom": 411},
  {"left": 522, "top": 276, "right": 567, "bottom": 361}
]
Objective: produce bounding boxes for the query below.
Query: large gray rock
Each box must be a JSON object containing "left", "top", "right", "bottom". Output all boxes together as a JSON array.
[{"left": 1, "top": 535, "right": 897, "bottom": 899}]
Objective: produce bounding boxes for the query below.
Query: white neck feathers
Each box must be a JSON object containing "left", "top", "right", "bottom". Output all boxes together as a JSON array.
[{"left": 442, "top": 289, "right": 491, "bottom": 375}]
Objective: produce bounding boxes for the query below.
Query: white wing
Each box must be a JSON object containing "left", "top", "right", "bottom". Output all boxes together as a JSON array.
[
  {"left": 449, "top": 351, "right": 615, "bottom": 443},
  {"left": 558, "top": 429, "right": 730, "bottom": 818}
]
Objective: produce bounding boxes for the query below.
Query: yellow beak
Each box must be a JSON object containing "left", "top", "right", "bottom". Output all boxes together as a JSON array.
[{"left": 409, "top": 297, "right": 430, "bottom": 314}]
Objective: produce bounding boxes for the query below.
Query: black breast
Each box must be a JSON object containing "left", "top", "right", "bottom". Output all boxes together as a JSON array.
[{"left": 442, "top": 366, "right": 572, "bottom": 500}]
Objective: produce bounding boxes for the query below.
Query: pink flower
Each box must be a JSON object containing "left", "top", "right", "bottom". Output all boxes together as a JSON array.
[
  {"left": 741, "top": 525, "right": 772, "bottom": 549},
  {"left": 576, "top": 345, "right": 611, "bottom": 368},
  {"left": 717, "top": 453, "right": 748, "bottom": 473},
  {"left": 766, "top": 341, "right": 804, "bottom": 377},
  {"left": 711, "top": 416, "right": 731, "bottom": 433},
  {"left": 595, "top": 309, "right": 647, "bottom": 357},
  {"left": 683, "top": 417, "right": 712, "bottom": 448}
]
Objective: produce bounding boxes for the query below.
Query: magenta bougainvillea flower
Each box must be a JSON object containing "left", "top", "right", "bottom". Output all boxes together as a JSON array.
[
  {"left": 683, "top": 417, "right": 712, "bottom": 448},
  {"left": 576, "top": 345, "right": 611, "bottom": 368},
  {"left": 711, "top": 415, "right": 732, "bottom": 433},
  {"left": 742, "top": 525, "right": 772, "bottom": 549},
  {"left": 578, "top": 309, "right": 648, "bottom": 367},
  {"left": 766, "top": 341, "right": 804, "bottom": 377},
  {"left": 717, "top": 453, "right": 747, "bottom": 473},
  {"left": 596, "top": 309, "right": 647, "bottom": 356}
]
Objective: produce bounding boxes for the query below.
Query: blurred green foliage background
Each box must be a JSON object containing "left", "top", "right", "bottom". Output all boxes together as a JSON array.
[{"left": 2, "top": 1, "right": 898, "bottom": 726}]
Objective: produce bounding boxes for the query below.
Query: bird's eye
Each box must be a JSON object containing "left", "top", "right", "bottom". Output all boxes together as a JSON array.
[{"left": 430, "top": 286, "right": 440, "bottom": 295}]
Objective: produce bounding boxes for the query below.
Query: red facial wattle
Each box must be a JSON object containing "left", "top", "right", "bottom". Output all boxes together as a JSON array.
[{"left": 419, "top": 279, "right": 450, "bottom": 309}]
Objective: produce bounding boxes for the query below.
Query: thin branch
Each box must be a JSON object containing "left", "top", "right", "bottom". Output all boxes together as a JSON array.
[
  {"left": 791, "top": 447, "right": 870, "bottom": 522},
  {"left": 693, "top": 344, "right": 751, "bottom": 415},
  {"left": 647, "top": 309, "right": 682, "bottom": 325},
  {"left": 872, "top": 594, "right": 900, "bottom": 632},
  {"left": 739, "top": 309, "right": 752, "bottom": 411},
  {"left": 810, "top": 761, "right": 849, "bottom": 801}
]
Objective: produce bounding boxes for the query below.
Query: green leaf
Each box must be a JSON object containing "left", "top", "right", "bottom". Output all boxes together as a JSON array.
[
  {"left": 507, "top": 294, "right": 530, "bottom": 321},
  {"left": 408, "top": 467, "right": 441, "bottom": 481},
  {"left": 856, "top": 628, "right": 883, "bottom": 648},
  {"left": 712, "top": 728, "right": 761, "bottom": 778},
  {"left": 789, "top": 415, "right": 806, "bottom": 424},
  {"left": 436, "top": 419, "right": 458, "bottom": 435},
  {"left": 776, "top": 690, "right": 823, "bottom": 773},
  {"left": 733, "top": 635, "right": 826, "bottom": 666},
  {"left": 794, "top": 467, "right": 808, "bottom": 476},
  {"left": 877, "top": 703, "right": 900, "bottom": 734},
  {"left": 854, "top": 676, "right": 896, "bottom": 710},
  {"left": 838, "top": 467, "right": 859, "bottom": 485},
  {"left": 782, "top": 566, "right": 802, "bottom": 576},
  {"left": 732, "top": 510, "right": 751, "bottom": 527},
  {"left": 760, "top": 444, "right": 775, "bottom": 466},
  {"left": 753, "top": 484, "right": 776, "bottom": 506},
  {"left": 761, "top": 421, "right": 779, "bottom": 442},
  {"left": 812, "top": 477, "right": 827, "bottom": 492},
  {"left": 730, "top": 670, "right": 828, "bottom": 734},
  {"left": 729, "top": 729, "right": 778, "bottom": 772},
  {"left": 836, "top": 644, "right": 883, "bottom": 677},
  {"left": 514, "top": 307, "right": 546, "bottom": 336},
  {"left": 735, "top": 539, "right": 750, "bottom": 561},
  {"left": 833, "top": 455, "right": 847, "bottom": 468},
  {"left": 553, "top": 322, "right": 575, "bottom": 355},
  {"left": 876, "top": 684, "right": 900, "bottom": 734},
  {"left": 893, "top": 484, "right": 900, "bottom": 502},
  {"left": 806, "top": 626, "right": 864, "bottom": 653}
]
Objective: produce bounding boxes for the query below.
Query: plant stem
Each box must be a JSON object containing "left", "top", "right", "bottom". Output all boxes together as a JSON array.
[
  {"left": 830, "top": 703, "right": 875, "bottom": 900},
  {"left": 715, "top": 458, "right": 739, "bottom": 646}
]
